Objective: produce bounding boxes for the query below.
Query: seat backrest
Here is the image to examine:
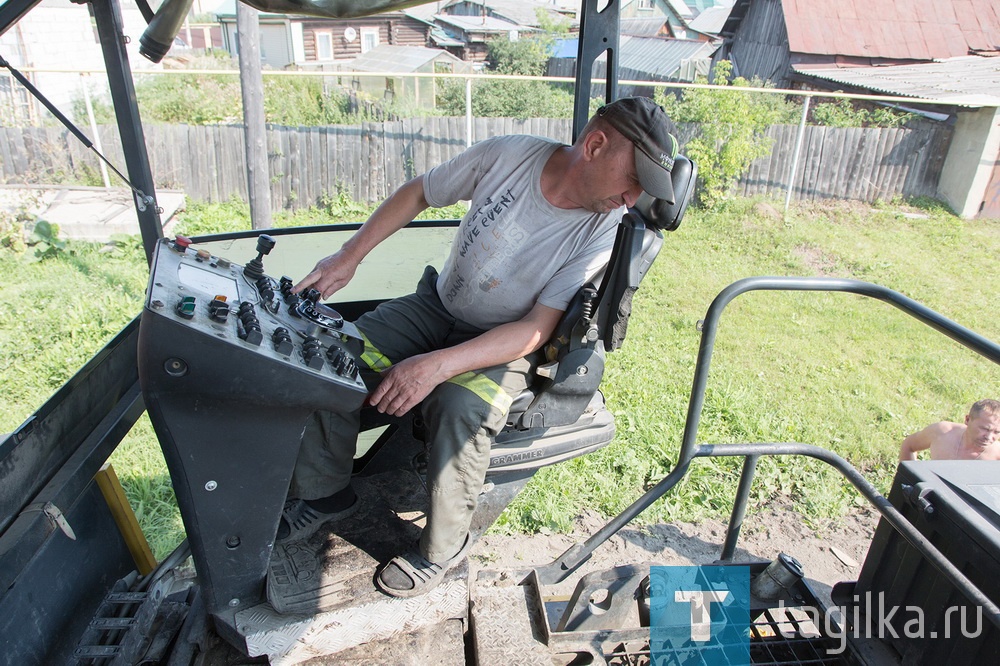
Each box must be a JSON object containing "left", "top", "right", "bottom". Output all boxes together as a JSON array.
[
  {"left": 595, "top": 154, "right": 697, "bottom": 353},
  {"left": 514, "top": 155, "right": 697, "bottom": 429}
]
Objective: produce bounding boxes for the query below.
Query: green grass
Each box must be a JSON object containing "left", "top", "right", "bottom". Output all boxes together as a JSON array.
[{"left": 2, "top": 196, "right": 998, "bottom": 559}]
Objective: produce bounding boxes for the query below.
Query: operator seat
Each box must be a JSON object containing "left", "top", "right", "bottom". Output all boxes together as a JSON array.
[{"left": 482, "top": 155, "right": 696, "bottom": 473}]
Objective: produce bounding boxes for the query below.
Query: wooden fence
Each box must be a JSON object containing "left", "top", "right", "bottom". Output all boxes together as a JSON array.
[{"left": 0, "top": 118, "right": 951, "bottom": 210}]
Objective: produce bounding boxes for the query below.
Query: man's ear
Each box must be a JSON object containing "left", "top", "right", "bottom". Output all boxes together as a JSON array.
[{"left": 582, "top": 129, "right": 610, "bottom": 161}]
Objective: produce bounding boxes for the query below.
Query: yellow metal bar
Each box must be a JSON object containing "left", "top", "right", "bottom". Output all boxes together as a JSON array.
[{"left": 95, "top": 463, "right": 158, "bottom": 575}]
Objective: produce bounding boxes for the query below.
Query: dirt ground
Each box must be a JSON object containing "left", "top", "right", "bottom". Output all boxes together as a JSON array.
[{"left": 469, "top": 502, "right": 881, "bottom": 606}]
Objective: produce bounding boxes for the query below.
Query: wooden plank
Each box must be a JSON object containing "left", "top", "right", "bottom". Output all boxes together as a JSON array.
[
  {"left": 822, "top": 129, "right": 845, "bottom": 203},
  {"left": 321, "top": 126, "right": 333, "bottom": 201},
  {"left": 426, "top": 117, "right": 442, "bottom": 170},
  {"left": 400, "top": 118, "right": 413, "bottom": 182},
  {"left": 910, "top": 131, "right": 931, "bottom": 197},
  {"left": 288, "top": 126, "right": 301, "bottom": 210},
  {"left": 746, "top": 125, "right": 773, "bottom": 197},
  {"left": 858, "top": 127, "right": 880, "bottom": 203},
  {"left": 880, "top": 127, "right": 903, "bottom": 202},
  {"left": 267, "top": 126, "right": 281, "bottom": 209},
  {"left": 411, "top": 117, "right": 426, "bottom": 176},
  {"left": 899, "top": 128, "right": 924, "bottom": 199},
  {"left": 188, "top": 125, "right": 205, "bottom": 201},
  {"left": 769, "top": 125, "right": 790, "bottom": 198},
  {"left": 212, "top": 125, "right": 224, "bottom": 203},
  {"left": 901, "top": 128, "right": 929, "bottom": 197},
  {"left": 371, "top": 121, "right": 386, "bottom": 202},
  {"left": 360, "top": 121, "right": 372, "bottom": 203},
  {"left": 333, "top": 125, "right": 347, "bottom": 197},
  {"left": 308, "top": 126, "right": 322, "bottom": 208},
  {"left": 842, "top": 127, "right": 864, "bottom": 203},
  {"left": 841, "top": 127, "right": 862, "bottom": 202},
  {"left": 381, "top": 121, "right": 393, "bottom": 201},
  {"left": 778, "top": 125, "right": 795, "bottom": 199},
  {"left": 868, "top": 127, "right": 890, "bottom": 203},
  {"left": 172, "top": 124, "right": 188, "bottom": 194},
  {"left": 806, "top": 125, "right": 827, "bottom": 202},
  {"left": 231, "top": 125, "right": 249, "bottom": 203},
  {"left": 891, "top": 128, "right": 915, "bottom": 200},
  {"left": 839, "top": 129, "right": 859, "bottom": 202}
]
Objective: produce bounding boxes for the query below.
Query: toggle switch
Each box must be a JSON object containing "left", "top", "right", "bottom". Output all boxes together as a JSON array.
[
  {"left": 208, "top": 296, "right": 230, "bottom": 322},
  {"left": 176, "top": 296, "right": 196, "bottom": 318},
  {"left": 272, "top": 327, "right": 293, "bottom": 356}
]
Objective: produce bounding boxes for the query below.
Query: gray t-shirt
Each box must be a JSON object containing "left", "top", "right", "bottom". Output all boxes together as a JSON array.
[{"left": 423, "top": 135, "right": 622, "bottom": 330}]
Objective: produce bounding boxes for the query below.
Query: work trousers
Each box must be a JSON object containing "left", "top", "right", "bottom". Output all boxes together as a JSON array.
[{"left": 291, "top": 266, "right": 536, "bottom": 563}]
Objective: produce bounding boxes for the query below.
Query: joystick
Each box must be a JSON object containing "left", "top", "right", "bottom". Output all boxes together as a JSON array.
[{"left": 243, "top": 234, "right": 276, "bottom": 281}]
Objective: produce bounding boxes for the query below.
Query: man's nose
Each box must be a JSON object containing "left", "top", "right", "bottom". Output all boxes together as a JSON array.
[{"left": 623, "top": 183, "right": 643, "bottom": 208}]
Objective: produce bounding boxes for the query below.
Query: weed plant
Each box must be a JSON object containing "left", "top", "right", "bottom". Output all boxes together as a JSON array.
[{"left": 2, "top": 197, "right": 997, "bottom": 560}]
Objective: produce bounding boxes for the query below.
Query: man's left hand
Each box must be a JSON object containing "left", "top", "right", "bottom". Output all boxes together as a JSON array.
[{"left": 366, "top": 353, "right": 445, "bottom": 417}]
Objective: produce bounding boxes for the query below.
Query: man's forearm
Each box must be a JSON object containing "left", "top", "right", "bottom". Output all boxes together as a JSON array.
[
  {"left": 433, "top": 316, "right": 556, "bottom": 379},
  {"left": 365, "top": 304, "right": 563, "bottom": 417}
]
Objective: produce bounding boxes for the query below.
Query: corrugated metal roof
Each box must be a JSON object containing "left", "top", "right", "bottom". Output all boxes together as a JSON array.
[
  {"left": 598, "top": 36, "right": 717, "bottom": 78},
  {"left": 793, "top": 55, "right": 1000, "bottom": 105},
  {"left": 665, "top": 0, "right": 695, "bottom": 18},
  {"left": 688, "top": 1, "right": 736, "bottom": 35},
  {"left": 620, "top": 18, "right": 670, "bottom": 38},
  {"left": 433, "top": 13, "right": 530, "bottom": 33},
  {"left": 783, "top": 0, "right": 1000, "bottom": 61},
  {"left": 347, "top": 44, "right": 466, "bottom": 72},
  {"left": 440, "top": 0, "right": 572, "bottom": 28}
]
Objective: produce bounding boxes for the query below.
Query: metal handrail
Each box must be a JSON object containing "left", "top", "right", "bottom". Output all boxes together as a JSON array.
[{"left": 536, "top": 277, "right": 1000, "bottom": 631}]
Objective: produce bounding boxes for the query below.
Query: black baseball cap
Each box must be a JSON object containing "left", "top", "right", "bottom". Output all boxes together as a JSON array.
[{"left": 597, "top": 97, "right": 679, "bottom": 204}]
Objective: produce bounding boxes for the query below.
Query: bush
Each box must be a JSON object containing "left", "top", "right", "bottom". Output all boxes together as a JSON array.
[
  {"left": 810, "top": 98, "right": 916, "bottom": 128},
  {"left": 658, "top": 61, "right": 798, "bottom": 207},
  {"left": 437, "top": 77, "right": 576, "bottom": 119}
]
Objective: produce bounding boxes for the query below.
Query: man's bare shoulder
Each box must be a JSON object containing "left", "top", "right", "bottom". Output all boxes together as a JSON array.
[{"left": 922, "top": 420, "right": 965, "bottom": 435}]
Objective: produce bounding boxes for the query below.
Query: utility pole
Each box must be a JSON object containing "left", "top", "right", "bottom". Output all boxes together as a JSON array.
[{"left": 237, "top": 3, "right": 271, "bottom": 229}]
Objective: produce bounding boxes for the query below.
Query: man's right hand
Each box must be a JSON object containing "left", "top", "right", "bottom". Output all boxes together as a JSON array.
[{"left": 293, "top": 249, "right": 359, "bottom": 300}]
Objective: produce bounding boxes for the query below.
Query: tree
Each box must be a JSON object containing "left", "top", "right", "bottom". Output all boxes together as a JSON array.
[
  {"left": 657, "top": 61, "right": 797, "bottom": 207},
  {"left": 437, "top": 11, "right": 575, "bottom": 119}
]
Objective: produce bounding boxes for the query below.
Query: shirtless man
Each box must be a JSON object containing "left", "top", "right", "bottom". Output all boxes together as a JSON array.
[{"left": 899, "top": 399, "right": 1000, "bottom": 461}]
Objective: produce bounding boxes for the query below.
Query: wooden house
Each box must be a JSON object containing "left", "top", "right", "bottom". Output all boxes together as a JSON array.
[{"left": 715, "top": 0, "right": 1000, "bottom": 218}]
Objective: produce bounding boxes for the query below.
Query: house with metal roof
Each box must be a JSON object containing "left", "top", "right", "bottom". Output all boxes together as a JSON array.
[
  {"left": 548, "top": 33, "right": 717, "bottom": 87},
  {"left": 214, "top": 0, "right": 435, "bottom": 69},
  {"left": 329, "top": 44, "right": 471, "bottom": 109},
  {"left": 439, "top": 0, "right": 574, "bottom": 29},
  {"left": 429, "top": 12, "right": 536, "bottom": 62},
  {"left": 598, "top": 36, "right": 716, "bottom": 89},
  {"left": 714, "top": 0, "right": 1000, "bottom": 218}
]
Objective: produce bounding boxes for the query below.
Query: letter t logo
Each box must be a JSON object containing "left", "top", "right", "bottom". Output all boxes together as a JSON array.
[{"left": 675, "top": 590, "right": 730, "bottom": 641}]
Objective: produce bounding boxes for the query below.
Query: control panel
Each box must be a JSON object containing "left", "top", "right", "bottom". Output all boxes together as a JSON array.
[
  {"left": 137, "top": 234, "right": 371, "bottom": 623},
  {"left": 142, "top": 234, "right": 367, "bottom": 397}
]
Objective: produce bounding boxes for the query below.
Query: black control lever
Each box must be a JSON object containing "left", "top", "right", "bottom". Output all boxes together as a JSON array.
[{"left": 243, "top": 234, "right": 276, "bottom": 281}]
